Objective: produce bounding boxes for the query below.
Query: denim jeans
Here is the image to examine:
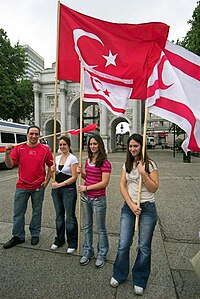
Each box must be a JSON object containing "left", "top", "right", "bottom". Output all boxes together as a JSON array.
[
  {"left": 113, "top": 202, "right": 157, "bottom": 288},
  {"left": 81, "top": 194, "right": 109, "bottom": 260},
  {"left": 51, "top": 187, "right": 78, "bottom": 248},
  {"left": 12, "top": 187, "right": 45, "bottom": 240}
]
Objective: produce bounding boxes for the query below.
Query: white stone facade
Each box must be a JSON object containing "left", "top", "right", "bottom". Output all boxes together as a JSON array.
[{"left": 32, "top": 64, "right": 141, "bottom": 152}]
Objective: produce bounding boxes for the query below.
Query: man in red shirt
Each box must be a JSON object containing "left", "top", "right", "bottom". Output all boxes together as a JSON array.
[{"left": 3, "top": 125, "right": 53, "bottom": 248}]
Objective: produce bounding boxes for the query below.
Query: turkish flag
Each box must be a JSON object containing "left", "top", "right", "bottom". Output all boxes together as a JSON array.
[{"left": 58, "top": 4, "right": 169, "bottom": 101}]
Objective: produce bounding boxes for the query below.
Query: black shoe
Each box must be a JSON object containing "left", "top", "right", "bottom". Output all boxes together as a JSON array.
[
  {"left": 31, "top": 237, "right": 39, "bottom": 245},
  {"left": 3, "top": 236, "right": 25, "bottom": 249}
]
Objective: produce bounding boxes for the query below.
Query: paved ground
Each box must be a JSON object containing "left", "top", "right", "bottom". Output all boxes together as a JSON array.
[{"left": 0, "top": 149, "right": 200, "bottom": 299}]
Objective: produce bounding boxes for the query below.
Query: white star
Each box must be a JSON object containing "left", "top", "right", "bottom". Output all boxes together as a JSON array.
[{"left": 102, "top": 50, "right": 118, "bottom": 67}]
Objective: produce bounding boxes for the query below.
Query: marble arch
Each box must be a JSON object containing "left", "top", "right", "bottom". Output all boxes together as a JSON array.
[{"left": 32, "top": 65, "right": 141, "bottom": 152}]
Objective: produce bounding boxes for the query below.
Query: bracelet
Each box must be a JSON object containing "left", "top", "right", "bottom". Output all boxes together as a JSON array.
[
  {"left": 65, "top": 180, "right": 68, "bottom": 185},
  {"left": 85, "top": 186, "right": 87, "bottom": 192}
]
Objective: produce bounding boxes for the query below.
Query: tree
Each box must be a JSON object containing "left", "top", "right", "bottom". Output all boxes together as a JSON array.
[
  {"left": 0, "top": 29, "right": 34, "bottom": 122},
  {"left": 178, "top": 1, "right": 200, "bottom": 55}
]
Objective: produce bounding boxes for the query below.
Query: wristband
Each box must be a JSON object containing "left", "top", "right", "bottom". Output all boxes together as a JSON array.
[{"left": 85, "top": 186, "right": 87, "bottom": 192}]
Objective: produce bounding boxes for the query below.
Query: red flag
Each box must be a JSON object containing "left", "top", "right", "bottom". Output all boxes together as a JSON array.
[
  {"left": 58, "top": 4, "right": 169, "bottom": 108},
  {"left": 68, "top": 123, "right": 98, "bottom": 135},
  {"left": 147, "top": 41, "right": 200, "bottom": 153}
]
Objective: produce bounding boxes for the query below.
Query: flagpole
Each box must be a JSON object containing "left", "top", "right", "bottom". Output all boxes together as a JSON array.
[
  {"left": 135, "top": 104, "right": 148, "bottom": 231},
  {"left": 52, "top": 0, "right": 61, "bottom": 181},
  {"left": 77, "top": 62, "right": 84, "bottom": 254}
]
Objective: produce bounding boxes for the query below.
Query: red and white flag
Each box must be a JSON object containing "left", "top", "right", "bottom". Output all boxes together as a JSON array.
[
  {"left": 147, "top": 41, "right": 200, "bottom": 153},
  {"left": 58, "top": 4, "right": 169, "bottom": 115},
  {"left": 68, "top": 123, "right": 98, "bottom": 135}
]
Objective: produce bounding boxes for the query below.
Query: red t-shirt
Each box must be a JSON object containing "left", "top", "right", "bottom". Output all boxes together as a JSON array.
[{"left": 11, "top": 143, "right": 53, "bottom": 190}]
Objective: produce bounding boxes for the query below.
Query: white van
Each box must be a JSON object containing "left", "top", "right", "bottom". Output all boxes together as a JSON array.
[
  {"left": 0, "top": 121, "right": 29, "bottom": 164},
  {"left": 146, "top": 136, "right": 156, "bottom": 149}
]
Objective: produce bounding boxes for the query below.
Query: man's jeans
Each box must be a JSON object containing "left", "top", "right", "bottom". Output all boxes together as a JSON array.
[
  {"left": 113, "top": 202, "right": 157, "bottom": 288},
  {"left": 51, "top": 187, "right": 78, "bottom": 248},
  {"left": 81, "top": 194, "right": 109, "bottom": 261},
  {"left": 12, "top": 187, "right": 45, "bottom": 240}
]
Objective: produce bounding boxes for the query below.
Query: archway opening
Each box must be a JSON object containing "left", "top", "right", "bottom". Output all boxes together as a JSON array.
[
  {"left": 116, "top": 122, "right": 130, "bottom": 151},
  {"left": 45, "top": 119, "right": 60, "bottom": 151},
  {"left": 109, "top": 117, "right": 130, "bottom": 152}
]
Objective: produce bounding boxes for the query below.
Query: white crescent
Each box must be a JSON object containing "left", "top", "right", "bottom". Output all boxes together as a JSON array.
[{"left": 73, "top": 29, "right": 104, "bottom": 69}]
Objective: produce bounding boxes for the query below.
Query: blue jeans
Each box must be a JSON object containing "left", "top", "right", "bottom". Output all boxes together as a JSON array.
[
  {"left": 12, "top": 187, "right": 45, "bottom": 240},
  {"left": 82, "top": 194, "right": 109, "bottom": 260},
  {"left": 113, "top": 202, "right": 157, "bottom": 288},
  {"left": 51, "top": 187, "right": 78, "bottom": 248}
]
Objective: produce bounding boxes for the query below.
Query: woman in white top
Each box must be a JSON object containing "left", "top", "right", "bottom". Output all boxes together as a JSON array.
[
  {"left": 110, "top": 133, "right": 159, "bottom": 296},
  {"left": 51, "top": 136, "right": 78, "bottom": 254}
]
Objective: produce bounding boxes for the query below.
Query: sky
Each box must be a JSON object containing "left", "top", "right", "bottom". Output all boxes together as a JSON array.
[{"left": 0, "top": 0, "right": 198, "bottom": 68}]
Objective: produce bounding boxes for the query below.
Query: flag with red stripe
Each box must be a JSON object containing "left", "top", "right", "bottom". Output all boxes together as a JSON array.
[
  {"left": 147, "top": 41, "right": 200, "bottom": 153},
  {"left": 68, "top": 123, "right": 98, "bottom": 135}
]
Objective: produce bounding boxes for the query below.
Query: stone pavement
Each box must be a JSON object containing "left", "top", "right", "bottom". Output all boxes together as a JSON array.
[{"left": 0, "top": 149, "right": 200, "bottom": 299}]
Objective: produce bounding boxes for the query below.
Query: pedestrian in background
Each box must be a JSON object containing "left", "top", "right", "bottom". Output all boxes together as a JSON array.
[
  {"left": 78, "top": 134, "right": 112, "bottom": 268},
  {"left": 110, "top": 133, "right": 159, "bottom": 296},
  {"left": 3, "top": 125, "right": 53, "bottom": 249},
  {"left": 51, "top": 136, "right": 78, "bottom": 254}
]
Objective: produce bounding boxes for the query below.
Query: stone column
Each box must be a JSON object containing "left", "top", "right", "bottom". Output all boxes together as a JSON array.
[
  {"left": 100, "top": 105, "right": 109, "bottom": 152},
  {"left": 59, "top": 81, "right": 67, "bottom": 133},
  {"left": 32, "top": 73, "right": 42, "bottom": 127},
  {"left": 33, "top": 81, "right": 42, "bottom": 127},
  {"left": 130, "top": 100, "right": 141, "bottom": 134},
  {"left": 34, "top": 91, "right": 40, "bottom": 126}
]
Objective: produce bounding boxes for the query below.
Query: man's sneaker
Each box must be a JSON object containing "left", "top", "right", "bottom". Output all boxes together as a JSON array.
[
  {"left": 31, "top": 237, "right": 39, "bottom": 245},
  {"left": 3, "top": 236, "right": 25, "bottom": 249},
  {"left": 95, "top": 258, "right": 105, "bottom": 268},
  {"left": 80, "top": 256, "right": 91, "bottom": 266},
  {"left": 110, "top": 277, "right": 119, "bottom": 288},
  {"left": 51, "top": 244, "right": 58, "bottom": 251},
  {"left": 67, "top": 248, "right": 76, "bottom": 254},
  {"left": 133, "top": 285, "right": 144, "bottom": 296}
]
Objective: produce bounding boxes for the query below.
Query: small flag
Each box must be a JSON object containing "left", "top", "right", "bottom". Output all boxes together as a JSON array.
[{"left": 68, "top": 123, "right": 98, "bottom": 135}]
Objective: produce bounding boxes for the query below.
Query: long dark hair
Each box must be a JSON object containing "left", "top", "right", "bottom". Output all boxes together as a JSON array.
[
  {"left": 59, "top": 136, "right": 73, "bottom": 154},
  {"left": 87, "top": 134, "right": 107, "bottom": 168},
  {"left": 125, "top": 133, "right": 154, "bottom": 173}
]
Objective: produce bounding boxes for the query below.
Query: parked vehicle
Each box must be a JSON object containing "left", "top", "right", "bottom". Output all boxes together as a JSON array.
[
  {"left": 0, "top": 120, "right": 28, "bottom": 165},
  {"left": 146, "top": 136, "right": 156, "bottom": 149}
]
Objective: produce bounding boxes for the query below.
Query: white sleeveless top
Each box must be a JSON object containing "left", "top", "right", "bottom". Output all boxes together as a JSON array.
[{"left": 123, "top": 161, "right": 157, "bottom": 203}]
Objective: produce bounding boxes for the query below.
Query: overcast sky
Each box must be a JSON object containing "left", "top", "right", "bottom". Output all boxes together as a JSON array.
[{"left": 0, "top": 0, "right": 198, "bottom": 68}]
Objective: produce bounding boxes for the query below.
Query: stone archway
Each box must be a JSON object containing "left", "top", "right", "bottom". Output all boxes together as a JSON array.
[
  {"left": 45, "top": 119, "right": 61, "bottom": 151},
  {"left": 108, "top": 116, "right": 130, "bottom": 152},
  {"left": 32, "top": 67, "right": 141, "bottom": 153},
  {"left": 69, "top": 98, "right": 100, "bottom": 151}
]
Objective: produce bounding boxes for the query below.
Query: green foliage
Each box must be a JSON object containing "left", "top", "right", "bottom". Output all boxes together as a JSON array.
[
  {"left": 178, "top": 1, "right": 200, "bottom": 55},
  {"left": 0, "top": 29, "right": 34, "bottom": 122}
]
